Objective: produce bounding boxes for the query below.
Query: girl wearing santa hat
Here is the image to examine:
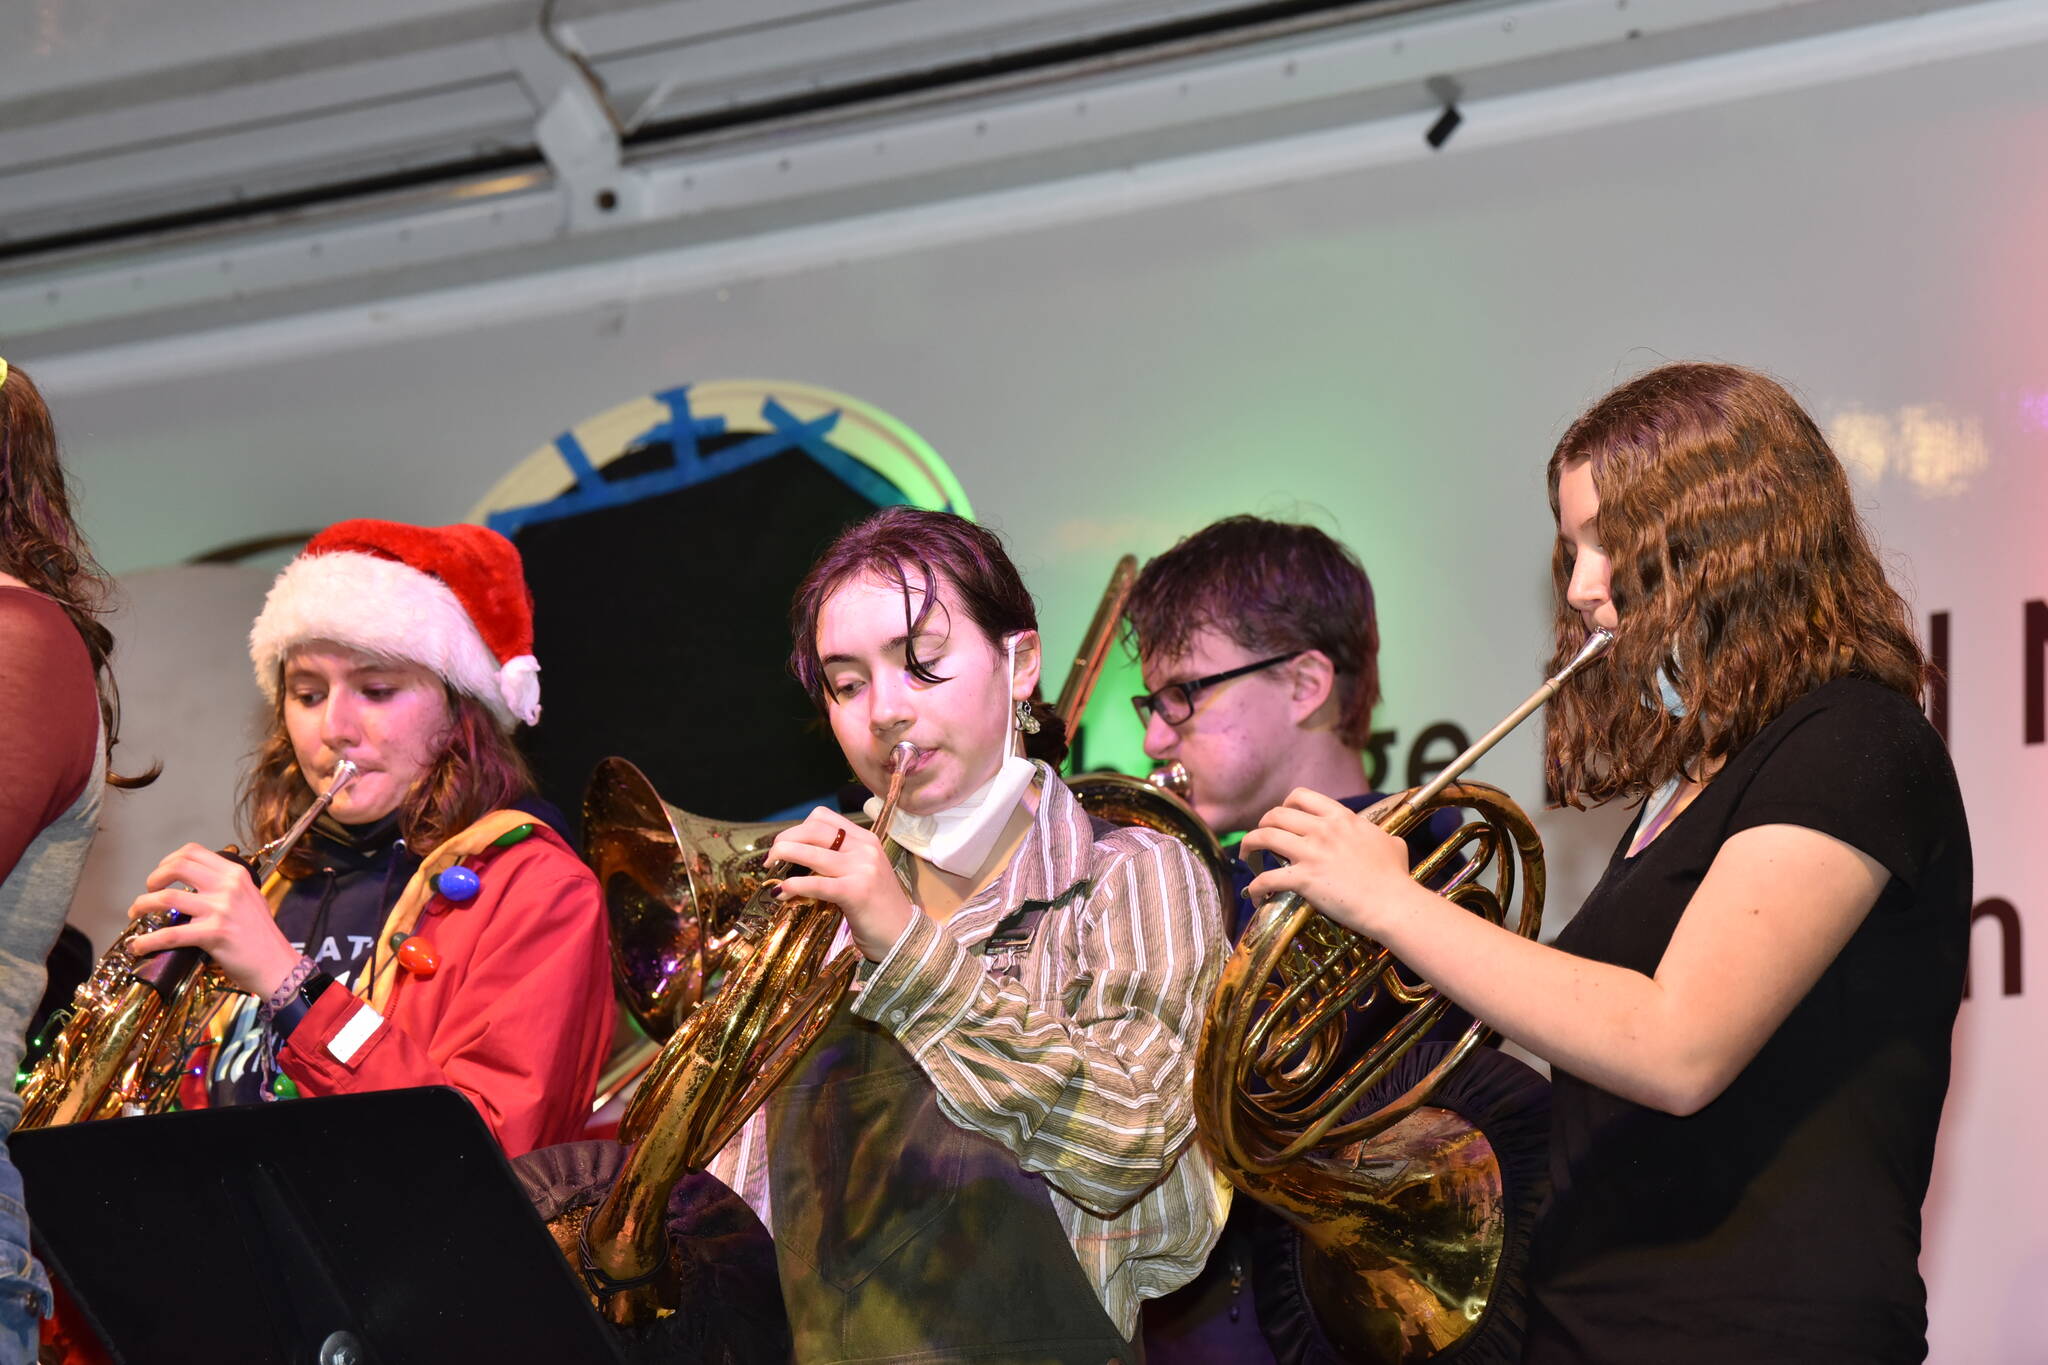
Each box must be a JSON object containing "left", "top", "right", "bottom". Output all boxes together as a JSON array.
[{"left": 123, "top": 519, "right": 613, "bottom": 1158}]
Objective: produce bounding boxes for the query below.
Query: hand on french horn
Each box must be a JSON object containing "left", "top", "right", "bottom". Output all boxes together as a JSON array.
[
  {"left": 126, "top": 843, "right": 304, "bottom": 999},
  {"left": 1241, "top": 789, "right": 1438, "bottom": 941},
  {"left": 769, "top": 810, "right": 917, "bottom": 963}
]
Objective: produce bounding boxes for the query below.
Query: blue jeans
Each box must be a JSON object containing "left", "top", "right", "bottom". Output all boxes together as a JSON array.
[{"left": 0, "top": 1131, "right": 50, "bottom": 1365}]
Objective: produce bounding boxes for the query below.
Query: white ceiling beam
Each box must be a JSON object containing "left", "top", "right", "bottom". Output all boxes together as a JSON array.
[{"left": 6, "top": 0, "right": 2031, "bottom": 361}]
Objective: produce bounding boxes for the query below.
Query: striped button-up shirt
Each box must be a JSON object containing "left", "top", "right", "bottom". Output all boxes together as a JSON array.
[{"left": 713, "top": 762, "right": 1231, "bottom": 1338}]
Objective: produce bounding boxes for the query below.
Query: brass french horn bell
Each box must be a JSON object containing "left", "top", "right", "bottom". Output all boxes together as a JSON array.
[
  {"left": 582, "top": 757, "right": 806, "bottom": 1042},
  {"left": 557, "top": 742, "right": 920, "bottom": 1326}
]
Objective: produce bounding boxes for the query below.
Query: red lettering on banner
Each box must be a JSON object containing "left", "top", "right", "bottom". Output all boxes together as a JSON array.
[
  {"left": 1965, "top": 898, "right": 2022, "bottom": 999},
  {"left": 2027, "top": 601, "right": 2047, "bottom": 745}
]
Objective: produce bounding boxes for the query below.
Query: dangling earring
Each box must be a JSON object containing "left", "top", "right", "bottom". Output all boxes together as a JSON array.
[{"left": 1014, "top": 698, "right": 1042, "bottom": 734}]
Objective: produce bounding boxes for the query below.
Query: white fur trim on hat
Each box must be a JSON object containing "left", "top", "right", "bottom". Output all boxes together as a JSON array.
[
  {"left": 250, "top": 550, "right": 530, "bottom": 728},
  {"left": 500, "top": 653, "right": 542, "bottom": 727}
]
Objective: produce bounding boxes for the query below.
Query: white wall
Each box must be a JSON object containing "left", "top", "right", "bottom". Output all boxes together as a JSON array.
[{"left": 22, "top": 3, "right": 2046, "bottom": 1357}]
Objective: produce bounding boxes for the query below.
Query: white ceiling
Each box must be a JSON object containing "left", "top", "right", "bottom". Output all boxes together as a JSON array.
[
  {"left": 0, "top": 0, "right": 1469, "bottom": 249},
  {"left": 0, "top": 0, "right": 2002, "bottom": 358}
]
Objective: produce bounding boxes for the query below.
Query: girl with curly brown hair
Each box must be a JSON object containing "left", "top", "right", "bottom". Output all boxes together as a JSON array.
[{"left": 1243, "top": 363, "right": 1969, "bottom": 1363}]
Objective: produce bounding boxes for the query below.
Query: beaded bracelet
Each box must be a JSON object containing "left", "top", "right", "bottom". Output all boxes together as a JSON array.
[{"left": 259, "top": 955, "right": 320, "bottom": 1021}]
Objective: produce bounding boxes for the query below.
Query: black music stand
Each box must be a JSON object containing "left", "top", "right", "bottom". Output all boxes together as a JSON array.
[{"left": 16, "top": 1087, "right": 623, "bottom": 1364}]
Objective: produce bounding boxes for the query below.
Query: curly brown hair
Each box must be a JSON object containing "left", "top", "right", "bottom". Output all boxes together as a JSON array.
[
  {"left": 240, "top": 679, "right": 535, "bottom": 875},
  {"left": 1543, "top": 363, "right": 1927, "bottom": 808}
]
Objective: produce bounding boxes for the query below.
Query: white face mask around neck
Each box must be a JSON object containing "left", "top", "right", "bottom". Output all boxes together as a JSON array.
[{"left": 862, "top": 631, "right": 1036, "bottom": 877}]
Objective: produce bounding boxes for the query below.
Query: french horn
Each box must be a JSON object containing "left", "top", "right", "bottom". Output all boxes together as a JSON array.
[
  {"left": 1195, "top": 630, "right": 1612, "bottom": 1361},
  {"left": 554, "top": 743, "right": 919, "bottom": 1324},
  {"left": 18, "top": 760, "right": 359, "bottom": 1128},
  {"left": 583, "top": 760, "right": 817, "bottom": 1044},
  {"left": 560, "top": 554, "right": 1231, "bottom": 1325}
]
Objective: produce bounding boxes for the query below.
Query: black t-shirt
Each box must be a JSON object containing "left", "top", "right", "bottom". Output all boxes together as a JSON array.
[{"left": 1523, "top": 678, "right": 1971, "bottom": 1364}]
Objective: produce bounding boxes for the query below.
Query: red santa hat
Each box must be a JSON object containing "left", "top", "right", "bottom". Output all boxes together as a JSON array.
[{"left": 249, "top": 520, "right": 542, "bottom": 729}]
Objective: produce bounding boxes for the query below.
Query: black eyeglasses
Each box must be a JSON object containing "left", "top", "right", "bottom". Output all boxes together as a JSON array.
[{"left": 1131, "top": 652, "right": 1304, "bottom": 727}]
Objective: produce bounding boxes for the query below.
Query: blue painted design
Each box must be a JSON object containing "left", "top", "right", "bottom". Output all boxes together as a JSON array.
[
  {"left": 551, "top": 430, "right": 603, "bottom": 489},
  {"left": 652, "top": 385, "right": 702, "bottom": 463},
  {"left": 485, "top": 384, "right": 913, "bottom": 537},
  {"left": 761, "top": 398, "right": 909, "bottom": 509},
  {"left": 486, "top": 386, "right": 727, "bottom": 537}
]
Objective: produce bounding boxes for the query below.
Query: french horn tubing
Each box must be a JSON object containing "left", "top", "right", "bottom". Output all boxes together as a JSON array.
[
  {"left": 1055, "top": 551, "right": 1232, "bottom": 899},
  {"left": 557, "top": 742, "right": 919, "bottom": 1325},
  {"left": 18, "top": 760, "right": 360, "bottom": 1128},
  {"left": 1193, "top": 630, "right": 1612, "bottom": 1361}
]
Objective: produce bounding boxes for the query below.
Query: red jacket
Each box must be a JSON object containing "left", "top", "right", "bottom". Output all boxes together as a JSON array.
[{"left": 275, "top": 823, "right": 614, "bottom": 1158}]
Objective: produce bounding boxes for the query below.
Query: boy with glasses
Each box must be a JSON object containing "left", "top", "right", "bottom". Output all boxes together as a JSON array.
[
  {"left": 1128, "top": 516, "right": 1395, "bottom": 898},
  {"left": 1128, "top": 514, "right": 1461, "bottom": 1364}
]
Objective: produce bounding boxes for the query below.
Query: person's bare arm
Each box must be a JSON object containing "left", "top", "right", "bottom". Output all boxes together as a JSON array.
[{"left": 1245, "top": 792, "right": 1886, "bottom": 1115}]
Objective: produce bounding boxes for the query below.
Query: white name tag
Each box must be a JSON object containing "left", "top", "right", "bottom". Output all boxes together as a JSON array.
[{"left": 327, "top": 1004, "right": 385, "bottom": 1064}]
